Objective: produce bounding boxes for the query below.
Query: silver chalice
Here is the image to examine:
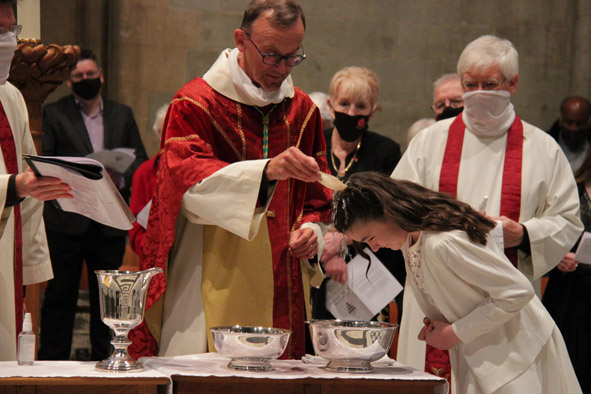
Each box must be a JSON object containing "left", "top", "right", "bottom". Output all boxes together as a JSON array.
[{"left": 95, "top": 267, "right": 162, "bottom": 372}]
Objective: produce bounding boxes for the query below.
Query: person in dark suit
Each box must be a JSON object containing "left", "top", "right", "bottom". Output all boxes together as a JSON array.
[{"left": 37, "top": 49, "right": 147, "bottom": 361}]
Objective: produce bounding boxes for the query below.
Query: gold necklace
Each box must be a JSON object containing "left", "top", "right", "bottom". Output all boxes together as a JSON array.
[{"left": 330, "top": 141, "right": 362, "bottom": 179}]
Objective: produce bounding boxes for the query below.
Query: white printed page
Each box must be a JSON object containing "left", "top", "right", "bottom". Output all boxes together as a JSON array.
[
  {"left": 326, "top": 248, "right": 403, "bottom": 320},
  {"left": 574, "top": 232, "right": 591, "bottom": 265},
  {"left": 136, "top": 200, "right": 152, "bottom": 229},
  {"left": 31, "top": 161, "right": 134, "bottom": 230},
  {"left": 326, "top": 280, "right": 375, "bottom": 320}
]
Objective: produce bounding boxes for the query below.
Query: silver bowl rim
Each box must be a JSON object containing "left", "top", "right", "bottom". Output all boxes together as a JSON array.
[
  {"left": 94, "top": 268, "right": 163, "bottom": 275},
  {"left": 210, "top": 325, "right": 292, "bottom": 335},
  {"left": 306, "top": 319, "right": 399, "bottom": 329}
]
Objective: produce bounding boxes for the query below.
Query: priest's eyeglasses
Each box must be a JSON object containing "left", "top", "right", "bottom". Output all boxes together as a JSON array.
[
  {"left": 245, "top": 32, "right": 306, "bottom": 67},
  {"left": 0, "top": 24, "right": 22, "bottom": 36}
]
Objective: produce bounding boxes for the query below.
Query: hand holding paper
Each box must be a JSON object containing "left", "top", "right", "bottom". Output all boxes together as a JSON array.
[
  {"left": 24, "top": 155, "right": 135, "bottom": 230},
  {"left": 326, "top": 248, "right": 403, "bottom": 321},
  {"left": 16, "top": 168, "right": 73, "bottom": 201}
]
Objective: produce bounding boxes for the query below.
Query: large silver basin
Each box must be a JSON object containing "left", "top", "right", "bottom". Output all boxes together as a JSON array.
[
  {"left": 210, "top": 325, "right": 291, "bottom": 371},
  {"left": 308, "top": 320, "right": 398, "bottom": 373}
]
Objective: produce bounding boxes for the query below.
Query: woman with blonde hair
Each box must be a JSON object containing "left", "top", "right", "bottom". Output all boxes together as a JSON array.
[{"left": 313, "top": 66, "right": 403, "bottom": 321}]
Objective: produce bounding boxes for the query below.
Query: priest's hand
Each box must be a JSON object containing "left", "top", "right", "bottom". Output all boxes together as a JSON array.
[
  {"left": 16, "top": 168, "right": 73, "bottom": 201},
  {"left": 489, "top": 215, "right": 523, "bottom": 248},
  {"left": 265, "top": 147, "right": 321, "bottom": 183},
  {"left": 418, "top": 317, "right": 460, "bottom": 350},
  {"left": 289, "top": 226, "right": 318, "bottom": 259}
]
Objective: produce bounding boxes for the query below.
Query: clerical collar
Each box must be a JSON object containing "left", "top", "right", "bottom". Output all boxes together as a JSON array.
[{"left": 203, "top": 48, "right": 294, "bottom": 107}]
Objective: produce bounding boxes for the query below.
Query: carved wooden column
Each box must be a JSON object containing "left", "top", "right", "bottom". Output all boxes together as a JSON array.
[
  {"left": 9, "top": 40, "right": 80, "bottom": 152},
  {"left": 8, "top": 40, "right": 80, "bottom": 340}
]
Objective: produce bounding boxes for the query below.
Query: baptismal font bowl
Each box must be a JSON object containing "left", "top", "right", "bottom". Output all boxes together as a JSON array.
[
  {"left": 210, "top": 325, "right": 291, "bottom": 371},
  {"left": 308, "top": 319, "right": 398, "bottom": 373}
]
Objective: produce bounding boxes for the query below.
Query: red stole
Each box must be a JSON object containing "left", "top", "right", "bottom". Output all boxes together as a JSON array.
[
  {"left": 439, "top": 113, "right": 524, "bottom": 267},
  {"left": 0, "top": 102, "right": 23, "bottom": 340}
]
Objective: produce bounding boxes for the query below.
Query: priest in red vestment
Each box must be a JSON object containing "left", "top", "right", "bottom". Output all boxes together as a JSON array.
[{"left": 129, "top": 0, "right": 332, "bottom": 360}]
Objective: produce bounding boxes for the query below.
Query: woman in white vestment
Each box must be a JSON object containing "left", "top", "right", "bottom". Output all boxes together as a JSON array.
[{"left": 331, "top": 172, "right": 581, "bottom": 394}]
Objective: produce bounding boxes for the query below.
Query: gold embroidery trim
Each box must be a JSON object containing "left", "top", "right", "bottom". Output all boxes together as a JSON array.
[
  {"left": 236, "top": 103, "right": 247, "bottom": 160},
  {"left": 295, "top": 106, "right": 316, "bottom": 149},
  {"left": 172, "top": 97, "right": 241, "bottom": 160}
]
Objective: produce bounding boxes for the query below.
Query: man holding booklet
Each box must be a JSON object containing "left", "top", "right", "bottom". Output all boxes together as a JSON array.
[{"left": 0, "top": 0, "right": 72, "bottom": 361}]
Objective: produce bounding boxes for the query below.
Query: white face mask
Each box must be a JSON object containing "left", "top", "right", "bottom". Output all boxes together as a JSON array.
[
  {"left": 0, "top": 32, "right": 16, "bottom": 85},
  {"left": 462, "top": 90, "right": 515, "bottom": 138}
]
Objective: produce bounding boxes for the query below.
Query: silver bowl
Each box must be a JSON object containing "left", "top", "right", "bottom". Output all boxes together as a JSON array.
[
  {"left": 210, "top": 325, "right": 291, "bottom": 371},
  {"left": 308, "top": 320, "right": 398, "bottom": 373}
]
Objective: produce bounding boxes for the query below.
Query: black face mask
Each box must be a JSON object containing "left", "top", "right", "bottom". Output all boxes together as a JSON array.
[
  {"left": 436, "top": 106, "right": 463, "bottom": 121},
  {"left": 72, "top": 77, "right": 102, "bottom": 100},
  {"left": 333, "top": 111, "right": 370, "bottom": 142}
]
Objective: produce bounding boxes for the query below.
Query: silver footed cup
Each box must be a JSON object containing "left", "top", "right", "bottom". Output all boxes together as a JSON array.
[{"left": 94, "top": 267, "right": 163, "bottom": 372}]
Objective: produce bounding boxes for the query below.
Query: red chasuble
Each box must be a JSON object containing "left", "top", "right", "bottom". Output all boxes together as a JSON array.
[
  {"left": 129, "top": 77, "right": 332, "bottom": 359},
  {"left": 434, "top": 113, "right": 523, "bottom": 389}
]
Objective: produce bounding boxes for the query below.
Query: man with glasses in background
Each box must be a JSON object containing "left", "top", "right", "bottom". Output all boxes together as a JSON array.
[
  {"left": 432, "top": 73, "right": 464, "bottom": 121},
  {"left": 393, "top": 35, "right": 582, "bottom": 393},
  {"left": 129, "top": 0, "right": 331, "bottom": 360},
  {"left": 0, "top": 0, "right": 73, "bottom": 361},
  {"left": 38, "top": 49, "right": 147, "bottom": 361}
]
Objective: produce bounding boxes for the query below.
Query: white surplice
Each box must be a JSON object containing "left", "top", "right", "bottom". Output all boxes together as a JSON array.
[
  {"left": 0, "top": 82, "right": 52, "bottom": 360},
  {"left": 402, "top": 230, "right": 581, "bottom": 393},
  {"left": 392, "top": 116, "right": 583, "bottom": 373}
]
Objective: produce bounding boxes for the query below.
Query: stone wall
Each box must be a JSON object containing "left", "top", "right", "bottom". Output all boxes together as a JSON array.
[{"left": 42, "top": 0, "right": 591, "bottom": 156}]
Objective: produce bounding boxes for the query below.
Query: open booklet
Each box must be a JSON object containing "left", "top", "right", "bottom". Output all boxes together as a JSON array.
[
  {"left": 326, "top": 248, "right": 403, "bottom": 321},
  {"left": 24, "top": 155, "right": 135, "bottom": 230},
  {"left": 87, "top": 148, "right": 135, "bottom": 175}
]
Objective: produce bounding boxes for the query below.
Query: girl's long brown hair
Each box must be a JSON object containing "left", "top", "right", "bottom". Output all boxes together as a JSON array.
[{"left": 333, "top": 172, "right": 495, "bottom": 245}]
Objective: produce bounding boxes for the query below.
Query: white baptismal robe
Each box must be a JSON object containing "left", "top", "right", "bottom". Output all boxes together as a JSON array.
[
  {"left": 392, "top": 116, "right": 583, "bottom": 371},
  {"left": 0, "top": 82, "right": 52, "bottom": 360},
  {"left": 402, "top": 230, "right": 580, "bottom": 393}
]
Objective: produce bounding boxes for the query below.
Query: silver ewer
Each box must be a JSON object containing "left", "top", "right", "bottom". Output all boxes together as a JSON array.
[{"left": 94, "top": 267, "right": 163, "bottom": 372}]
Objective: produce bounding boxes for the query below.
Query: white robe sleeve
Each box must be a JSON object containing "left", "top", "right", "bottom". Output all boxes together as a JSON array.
[
  {"left": 4, "top": 83, "right": 53, "bottom": 285},
  {"left": 520, "top": 143, "right": 583, "bottom": 280},
  {"left": 181, "top": 159, "right": 275, "bottom": 240},
  {"left": 431, "top": 234, "right": 536, "bottom": 344}
]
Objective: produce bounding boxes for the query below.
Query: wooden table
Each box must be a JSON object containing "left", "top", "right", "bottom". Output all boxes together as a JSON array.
[
  {"left": 0, "top": 376, "right": 169, "bottom": 394},
  {"left": 172, "top": 375, "right": 446, "bottom": 394}
]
